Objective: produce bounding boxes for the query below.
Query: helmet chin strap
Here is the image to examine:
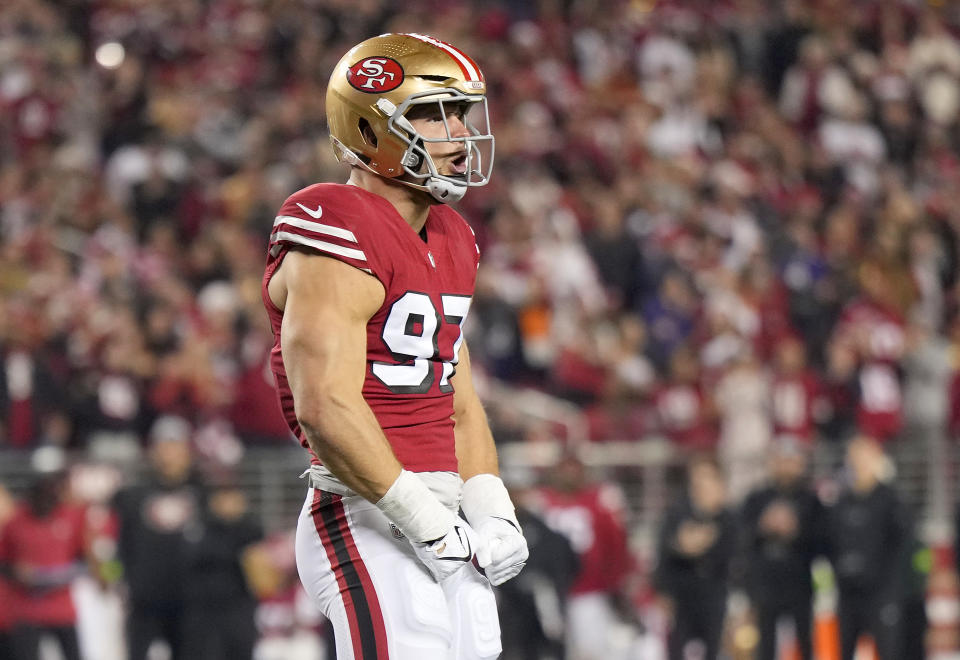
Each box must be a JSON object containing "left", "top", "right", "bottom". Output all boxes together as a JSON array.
[
  {"left": 388, "top": 171, "right": 467, "bottom": 203},
  {"left": 425, "top": 177, "right": 467, "bottom": 203}
]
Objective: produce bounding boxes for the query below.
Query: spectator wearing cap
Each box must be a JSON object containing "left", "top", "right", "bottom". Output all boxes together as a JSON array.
[
  {"left": 0, "top": 450, "right": 90, "bottom": 660},
  {"left": 740, "top": 439, "right": 825, "bottom": 660},
  {"left": 112, "top": 415, "right": 206, "bottom": 660},
  {"left": 181, "top": 476, "right": 263, "bottom": 660}
]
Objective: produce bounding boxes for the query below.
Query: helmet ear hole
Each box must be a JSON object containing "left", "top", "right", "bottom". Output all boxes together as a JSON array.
[{"left": 358, "top": 118, "right": 378, "bottom": 148}]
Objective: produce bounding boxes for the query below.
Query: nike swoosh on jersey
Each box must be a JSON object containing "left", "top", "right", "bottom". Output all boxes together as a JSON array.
[{"left": 296, "top": 202, "right": 324, "bottom": 218}]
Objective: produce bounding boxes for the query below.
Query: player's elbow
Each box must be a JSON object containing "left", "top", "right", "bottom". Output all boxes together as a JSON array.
[
  {"left": 293, "top": 390, "right": 354, "bottom": 442},
  {"left": 453, "top": 390, "right": 485, "bottom": 425}
]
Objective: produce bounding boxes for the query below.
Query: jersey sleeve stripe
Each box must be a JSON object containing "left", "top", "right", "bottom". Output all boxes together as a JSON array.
[
  {"left": 273, "top": 215, "right": 359, "bottom": 243},
  {"left": 270, "top": 230, "right": 367, "bottom": 262}
]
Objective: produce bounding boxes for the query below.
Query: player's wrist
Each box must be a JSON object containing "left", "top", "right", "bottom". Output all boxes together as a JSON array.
[
  {"left": 376, "top": 469, "right": 456, "bottom": 543},
  {"left": 460, "top": 473, "right": 520, "bottom": 530}
]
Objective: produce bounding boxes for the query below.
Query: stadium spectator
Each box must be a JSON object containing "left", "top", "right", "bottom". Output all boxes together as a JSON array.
[
  {"left": 528, "top": 453, "right": 635, "bottom": 660},
  {"left": 654, "top": 456, "right": 735, "bottom": 660},
  {"left": 497, "top": 501, "right": 580, "bottom": 660},
  {"left": 0, "top": 302, "right": 68, "bottom": 449},
  {"left": 770, "top": 334, "right": 827, "bottom": 446},
  {"left": 715, "top": 347, "right": 772, "bottom": 503},
  {"left": 181, "top": 478, "right": 263, "bottom": 660},
  {"left": 830, "top": 257, "right": 912, "bottom": 442},
  {"left": 826, "top": 435, "right": 909, "bottom": 660},
  {"left": 0, "top": 461, "right": 89, "bottom": 660},
  {"left": 652, "top": 345, "right": 716, "bottom": 451},
  {"left": 112, "top": 415, "right": 205, "bottom": 660},
  {"left": 740, "top": 439, "right": 825, "bottom": 660}
]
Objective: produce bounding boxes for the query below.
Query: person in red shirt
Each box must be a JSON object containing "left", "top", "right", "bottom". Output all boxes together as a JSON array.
[
  {"left": 527, "top": 453, "right": 634, "bottom": 659},
  {"left": 771, "top": 334, "right": 827, "bottom": 446},
  {"left": 830, "top": 258, "right": 910, "bottom": 441},
  {"left": 0, "top": 472, "right": 89, "bottom": 660},
  {"left": 653, "top": 346, "right": 716, "bottom": 450}
]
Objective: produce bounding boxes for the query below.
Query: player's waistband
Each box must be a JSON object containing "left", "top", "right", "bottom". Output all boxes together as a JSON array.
[{"left": 300, "top": 466, "right": 464, "bottom": 511}]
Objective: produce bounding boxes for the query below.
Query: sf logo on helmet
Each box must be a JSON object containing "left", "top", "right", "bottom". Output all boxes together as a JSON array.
[{"left": 348, "top": 57, "right": 405, "bottom": 93}]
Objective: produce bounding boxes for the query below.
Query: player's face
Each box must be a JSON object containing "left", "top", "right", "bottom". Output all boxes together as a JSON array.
[{"left": 406, "top": 101, "right": 473, "bottom": 177}]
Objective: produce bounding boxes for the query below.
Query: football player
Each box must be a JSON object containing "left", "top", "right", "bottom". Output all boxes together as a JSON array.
[{"left": 261, "top": 33, "right": 528, "bottom": 659}]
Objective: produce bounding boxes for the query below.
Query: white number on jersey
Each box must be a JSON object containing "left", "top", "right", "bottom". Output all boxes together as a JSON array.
[
  {"left": 543, "top": 507, "right": 595, "bottom": 554},
  {"left": 859, "top": 363, "right": 901, "bottom": 412},
  {"left": 372, "top": 291, "right": 471, "bottom": 394}
]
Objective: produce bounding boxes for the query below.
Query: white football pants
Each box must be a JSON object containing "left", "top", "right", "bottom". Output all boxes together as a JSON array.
[{"left": 295, "top": 487, "right": 502, "bottom": 659}]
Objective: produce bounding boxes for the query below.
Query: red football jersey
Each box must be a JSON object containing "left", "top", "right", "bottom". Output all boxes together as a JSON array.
[
  {"left": 652, "top": 383, "right": 715, "bottom": 449},
  {"left": 833, "top": 299, "right": 906, "bottom": 440},
  {"left": 262, "top": 183, "right": 480, "bottom": 473},
  {"left": 529, "top": 484, "right": 632, "bottom": 595},
  {"left": 0, "top": 503, "right": 87, "bottom": 626},
  {"left": 771, "top": 371, "right": 824, "bottom": 443}
]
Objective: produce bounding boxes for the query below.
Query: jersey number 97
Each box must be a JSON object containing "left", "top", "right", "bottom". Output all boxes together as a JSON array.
[{"left": 373, "top": 291, "right": 470, "bottom": 394}]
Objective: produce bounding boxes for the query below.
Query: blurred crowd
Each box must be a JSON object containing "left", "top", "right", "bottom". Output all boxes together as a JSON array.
[
  {"left": 2, "top": 0, "right": 960, "bottom": 478},
  {"left": 4, "top": 0, "right": 960, "bottom": 657}
]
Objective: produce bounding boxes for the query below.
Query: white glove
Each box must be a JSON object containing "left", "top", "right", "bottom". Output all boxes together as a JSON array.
[
  {"left": 461, "top": 474, "right": 529, "bottom": 586},
  {"left": 375, "top": 471, "right": 490, "bottom": 583},
  {"left": 411, "top": 517, "right": 486, "bottom": 582},
  {"left": 473, "top": 516, "right": 528, "bottom": 586}
]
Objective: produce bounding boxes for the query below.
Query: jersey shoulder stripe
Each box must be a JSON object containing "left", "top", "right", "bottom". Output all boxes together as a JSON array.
[
  {"left": 269, "top": 230, "right": 368, "bottom": 264},
  {"left": 268, "top": 183, "right": 383, "bottom": 277},
  {"left": 272, "top": 215, "right": 359, "bottom": 243}
]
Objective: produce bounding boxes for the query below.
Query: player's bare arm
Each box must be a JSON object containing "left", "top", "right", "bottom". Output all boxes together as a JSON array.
[
  {"left": 451, "top": 340, "right": 529, "bottom": 586},
  {"left": 269, "top": 249, "right": 402, "bottom": 502},
  {"left": 451, "top": 341, "right": 499, "bottom": 480}
]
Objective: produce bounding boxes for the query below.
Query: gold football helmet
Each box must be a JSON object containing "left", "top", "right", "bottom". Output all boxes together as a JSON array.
[{"left": 326, "top": 33, "right": 494, "bottom": 203}]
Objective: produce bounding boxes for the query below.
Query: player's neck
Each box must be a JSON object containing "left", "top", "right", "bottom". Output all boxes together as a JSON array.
[{"left": 348, "top": 170, "right": 432, "bottom": 234}]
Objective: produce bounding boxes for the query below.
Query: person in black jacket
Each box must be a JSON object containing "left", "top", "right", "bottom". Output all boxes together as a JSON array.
[
  {"left": 496, "top": 503, "right": 579, "bottom": 660},
  {"left": 827, "top": 435, "right": 908, "bottom": 660},
  {"left": 655, "top": 456, "right": 736, "bottom": 660},
  {"left": 113, "top": 416, "right": 205, "bottom": 660},
  {"left": 741, "top": 439, "right": 824, "bottom": 660},
  {"left": 181, "top": 477, "right": 263, "bottom": 660}
]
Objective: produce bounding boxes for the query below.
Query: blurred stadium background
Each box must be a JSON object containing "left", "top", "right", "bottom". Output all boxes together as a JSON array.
[{"left": 3, "top": 0, "right": 960, "bottom": 658}]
